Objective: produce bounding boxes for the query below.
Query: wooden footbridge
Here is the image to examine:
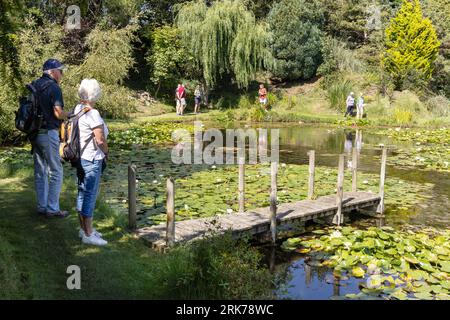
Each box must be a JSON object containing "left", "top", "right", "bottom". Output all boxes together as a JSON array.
[{"left": 128, "top": 148, "right": 388, "bottom": 251}]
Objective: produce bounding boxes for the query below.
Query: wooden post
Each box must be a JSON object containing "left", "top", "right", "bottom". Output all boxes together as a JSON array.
[
  {"left": 352, "top": 147, "right": 358, "bottom": 192},
  {"left": 308, "top": 150, "right": 315, "bottom": 200},
  {"left": 377, "top": 147, "right": 387, "bottom": 214},
  {"left": 333, "top": 155, "right": 345, "bottom": 225},
  {"left": 238, "top": 160, "right": 245, "bottom": 213},
  {"left": 128, "top": 165, "right": 137, "bottom": 230},
  {"left": 270, "top": 162, "right": 278, "bottom": 244},
  {"left": 166, "top": 178, "right": 175, "bottom": 246}
]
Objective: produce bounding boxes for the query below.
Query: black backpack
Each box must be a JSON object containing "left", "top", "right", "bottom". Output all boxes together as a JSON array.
[{"left": 15, "top": 80, "right": 52, "bottom": 138}]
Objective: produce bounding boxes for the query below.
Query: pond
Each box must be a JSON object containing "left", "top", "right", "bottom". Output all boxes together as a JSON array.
[
  {"left": 268, "top": 125, "right": 450, "bottom": 300},
  {"left": 101, "top": 122, "right": 449, "bottom": 299}
]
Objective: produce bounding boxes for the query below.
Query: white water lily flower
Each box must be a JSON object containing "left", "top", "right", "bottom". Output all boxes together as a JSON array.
[
  {"left": 216, "top": 178, "right": 222, "bottom": 183},
  {"left": 363, "top": 180, "right": 369, "bottom": 184},
  {"left": 281, "top": 163, "right": 286, "bottom": 167},
  {"left": 122, "top": 199, "right": 127, "bottom": 203},
  {"left": 330, "top": 230, "right": 342, "bottom": 238},
  {"left": 343, "top": 242, "right": 352, "bottom": 250},
  {"left": 153, "top": 180, "right": 158, "bottom": 184},
  {"left": 226, "top": 208, "right": 233, "bottom": 214},
  {"left": 211, "top": 165, "right": 217, "bottom": 169},
  {"left": 395, "top": 128, "right": 401, "bottom": 132}
]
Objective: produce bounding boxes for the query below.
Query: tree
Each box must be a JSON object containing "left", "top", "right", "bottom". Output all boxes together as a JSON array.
[
  {"left": 0, "top": 0, "right": 22, "bottom": 82},
  {"left": 382, "top": 0, "right": 440, "bottom": 90},
  {"left": 175, "top": 0, "right": 272, "bottom": 89},
  {"left": 267, "top": 0, "right": 324, "bottom": 80},
  {"left": 146, "top": 25, "right": 192, "bottom": 97}
]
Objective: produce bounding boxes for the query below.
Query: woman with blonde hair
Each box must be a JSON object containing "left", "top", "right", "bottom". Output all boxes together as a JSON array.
[{"left": 74, "top": 79, "right": 109, "bottom": 246}]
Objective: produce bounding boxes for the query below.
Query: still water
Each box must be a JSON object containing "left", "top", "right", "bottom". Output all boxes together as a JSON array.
[{"left": 263, "top": 124, "right": 450, "bottom": 300}]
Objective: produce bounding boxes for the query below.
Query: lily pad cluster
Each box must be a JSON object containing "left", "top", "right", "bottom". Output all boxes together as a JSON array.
[
  {"left": 100, "top": 152, "right": 433, "bottom": 227},
  {"left": 373, "top": 127, "right": 449, "bottom": 172},
  {"left": 108, "top": 122, "right": 195, "bottom": 148},
  {"left": 281, "top": 225, "right": 450, "bottom": 300}
]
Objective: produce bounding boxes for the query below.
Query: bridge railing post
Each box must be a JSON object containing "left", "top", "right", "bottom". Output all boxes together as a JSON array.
[
  {"left": 238, "top": 158, "right": 245, "bottom": 213},
  {"left": 333, "top": 154, "right": 345, "bottom": 225},
  {"left": 308, "top": 150, "right": 315, "bottom": 200},
  {"left": 128, "top": 165, "right": 137, "bottom": 230},
  {"left": 377, "top": 147, "right": 387, "bottom": 215},
  {"left": 270, "top": 162, "right": 278, "bottom": 244},
  {"left": 166, "top": 177, "right": 175, "bottom": 246}
]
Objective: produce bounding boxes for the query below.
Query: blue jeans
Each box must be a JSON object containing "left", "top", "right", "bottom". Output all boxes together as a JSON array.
[
  {"left": 76, "top": 159, "right": 103, "bottom": 218},
  {"left": 33, "top": 129, "right": 63, "bottom": 213}
]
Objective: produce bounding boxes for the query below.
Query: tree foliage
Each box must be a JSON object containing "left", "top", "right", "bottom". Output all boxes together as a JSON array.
[
  {"left": 382, "top": 0, "right": 440, "bottom": 90},
  {"left": 175, "top": 0, "right": 272, "bottom": 88},
  {"left": 146, "top": 25, "right": 192, "bottom": 96},
  {"left": 267, "top": 0, "right": 324, "bottom": 80}
]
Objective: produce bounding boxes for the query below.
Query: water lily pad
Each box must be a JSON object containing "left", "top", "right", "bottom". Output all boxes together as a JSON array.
[
  {"left": 352, "top": 267, "right": 365, "bottom": 278},
  {"left": 414, "top": 292, "right": 433, "bottom": 300},
  {"left": 440, "top": 261, "right": 450, "bottom": 273}
]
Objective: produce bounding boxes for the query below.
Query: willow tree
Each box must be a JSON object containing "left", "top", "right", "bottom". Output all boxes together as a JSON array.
[{"left": 175, "top": 0, "right": 272, "bottom": 88}]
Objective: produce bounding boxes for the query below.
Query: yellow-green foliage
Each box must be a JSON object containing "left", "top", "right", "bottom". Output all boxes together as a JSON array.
[
  {"left": 390, "top": 90, "right": 427, "bottom": 124},
  {"left": 62, "top": 24, "right": 138, "bottom": 118},
  {"left": 382, "top": 0, "right": 440, "bottom": 89},
  {"left": 382, "top": 0, "right": 440, "bottom": 88}
]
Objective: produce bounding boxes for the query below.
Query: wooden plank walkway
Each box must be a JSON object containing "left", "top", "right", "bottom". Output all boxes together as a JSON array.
[{"left": 137, "top": 191, "right": 381, "bottom": 250}]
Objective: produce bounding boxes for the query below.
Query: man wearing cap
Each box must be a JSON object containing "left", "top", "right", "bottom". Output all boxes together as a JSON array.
[{"left": 32, "top": 58, "right": 70, "bottom": 218}]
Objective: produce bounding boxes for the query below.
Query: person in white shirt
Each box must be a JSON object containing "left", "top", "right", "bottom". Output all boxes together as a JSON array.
[
  {"left": 357, "top": 93, "right": 365, "bottom": 119},
  {"left": 345, "top": 92, "right": 355, "bottom": 117},
  {"left": 74, "top": 79, "right": 109, "bottom": 246}
]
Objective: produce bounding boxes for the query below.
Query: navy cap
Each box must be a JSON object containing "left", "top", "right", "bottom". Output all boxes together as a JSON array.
[{"left": 43, "top": 59, "right": 64, "bottom": 71}]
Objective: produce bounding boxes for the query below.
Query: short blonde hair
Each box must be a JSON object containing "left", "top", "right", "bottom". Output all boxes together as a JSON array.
[{"left": 78, "top": 79, "right": 102, "bottom": 102}]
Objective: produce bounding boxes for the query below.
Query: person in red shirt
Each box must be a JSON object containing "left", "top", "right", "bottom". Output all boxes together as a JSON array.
[
  {"left": 175, "top": 84, "right": 187, "bottom": 115},
  {"left": 259, "top": 84, "right": 268, "bottom": 110}
]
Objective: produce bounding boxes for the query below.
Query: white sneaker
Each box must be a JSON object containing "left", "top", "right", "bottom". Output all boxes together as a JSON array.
[
  {"left": 82, "top": 233, "right": 108, "bottom": 246},
  {"left": 79, "top": 228, "right": 102, "bottom": 238}
]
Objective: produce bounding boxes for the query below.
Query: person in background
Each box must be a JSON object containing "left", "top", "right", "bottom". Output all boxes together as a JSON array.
[
  {"left": 259, "top": 84, "right": 268, "bottom": 111},
  {"left": 357, "top": 93, "right": 365, "bottom": 119},
  {"left": 33, "top": 59, "right": 70, "bottom": 218},
  {"left": 75, "top": 79, "right": 109, "bottom": 246},
  {"left": 175, "top": 83, "right": 187, "bottom": 115},
  {"left": 194, "top": 84, "right": 202, "bottom": 114},
  {"left": 345, "top": 92, "right": 355, "bottom": 117}
]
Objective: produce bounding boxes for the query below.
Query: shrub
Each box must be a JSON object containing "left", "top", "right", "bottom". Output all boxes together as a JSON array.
[
  {"left": 318, "top": 37, "right": 365, "bottom": 76},
  {"left": 327, "top": 79, "right": 353, "bottom": 112},
  {"left": 393, "top": 108, "right": 413, "bottom": 125},
  {"left": 382, "top": 0, "right": 440, "bottom": 90},
  {"left": 237, "top": 95, "right": 255, "bottom": 109},
  {"left": 426, "top": 95, "right": 450, "bottom": 117},
  {"left": 150, "top": 234, "right": 273, "bottom": 299}
]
